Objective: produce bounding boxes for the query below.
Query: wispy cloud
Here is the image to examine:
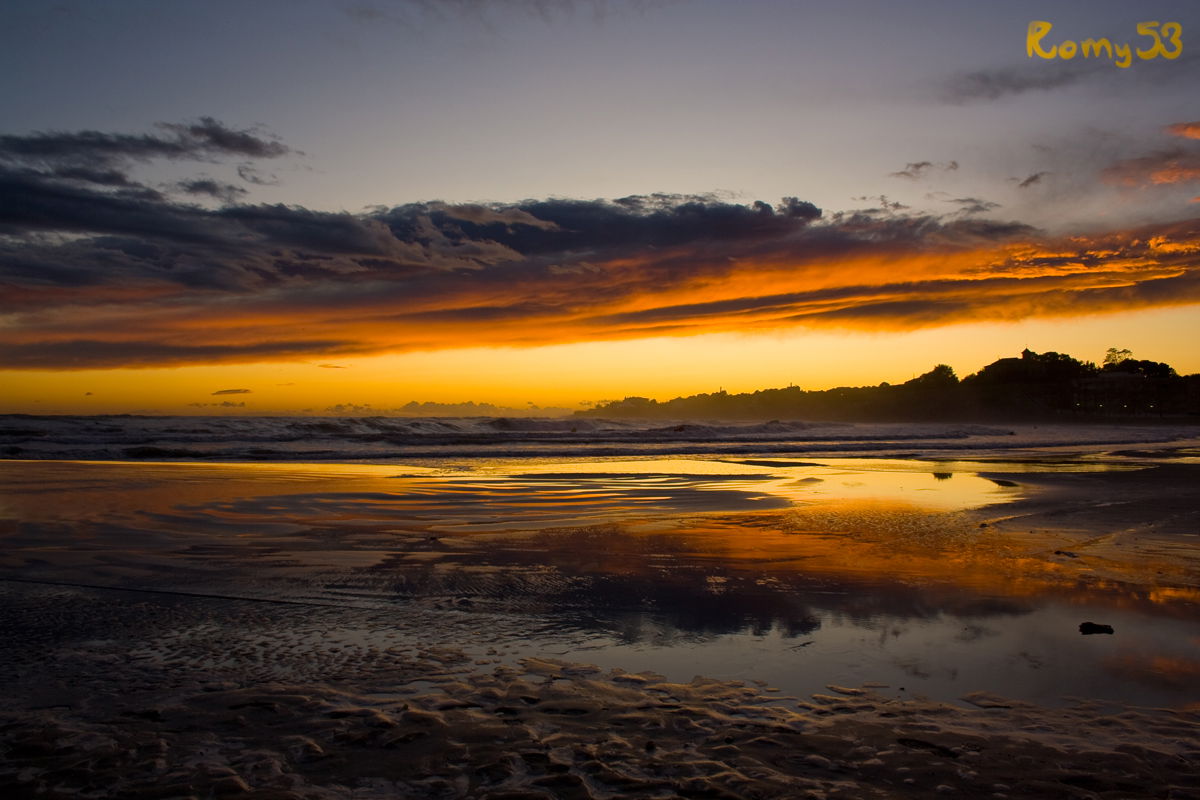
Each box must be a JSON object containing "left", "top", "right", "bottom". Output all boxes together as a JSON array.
[
  {"left": 1101, "top": 121, "right": 1200, "bottom": 187},
  {"left": 342, "top": 0, "right": 633, "bottom": 29},
  {"left": 178, "top": 179, "right": 248, "bottom": 203},
  {"left": 0, "top": 117, "right": 289, "bottom": 170},
  {"left": 1166, "top": 121, "right": 1200, "bottom": 140},
  {"left": 1016, "top": 171, "right": 1049, "bottom": 189},
  {"left": 941, "top": 61, "right": 1104, "bottom": 104},
  {"left": 1103, "top": 152, "right": 1200, "bottom": 186},
  {"left": 889, "top": 161, "right": 958, "bottom": 180},
  {"left": 944, "top": 197, "right": 999, "bottom": 215}
]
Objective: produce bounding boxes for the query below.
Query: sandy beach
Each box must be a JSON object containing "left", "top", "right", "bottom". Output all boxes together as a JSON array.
[{"left": 2, "top": 452, "right": 1199, "bottom": 798}]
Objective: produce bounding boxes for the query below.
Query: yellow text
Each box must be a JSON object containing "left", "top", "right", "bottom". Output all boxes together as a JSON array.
[{"left": 1027, "top": 20, "right": 1182, "bottom": 68}]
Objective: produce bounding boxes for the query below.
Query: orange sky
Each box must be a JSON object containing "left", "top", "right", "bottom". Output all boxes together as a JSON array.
[{"left": 5, "top": 302, "right": 1199, "bottom": 415}]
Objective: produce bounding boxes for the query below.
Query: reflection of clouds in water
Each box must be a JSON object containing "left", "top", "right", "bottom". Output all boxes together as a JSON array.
[
  {"left": 347, "top": 524, "right": 1044, "bottom": 645},
  {"left": 173, "top": 473, "right": 796, "bottom": 531}
]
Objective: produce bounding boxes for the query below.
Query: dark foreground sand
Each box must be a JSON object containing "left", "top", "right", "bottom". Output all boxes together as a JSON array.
[
  {"left": 2, "top": 459, "right": 1199, "bottom": 798},
  {"left": 3, "top": 644, "right": 1199, "bottom": 800}
]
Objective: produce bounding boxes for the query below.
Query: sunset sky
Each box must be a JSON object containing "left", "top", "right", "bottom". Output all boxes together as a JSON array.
[{"left": 3, "top": 0, "right": 1200, "bottom": 414}]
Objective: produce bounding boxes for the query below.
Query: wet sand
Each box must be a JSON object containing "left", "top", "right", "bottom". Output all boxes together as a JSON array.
[
  {"left": 4, "top": 650, "right": 1198, "bottom": 799},
  {"left": 975, "top": 462, "right": 1200, "bottom": 588},
  {"left": 2, "top": 457, "right": 1199, "bottom": 798}
]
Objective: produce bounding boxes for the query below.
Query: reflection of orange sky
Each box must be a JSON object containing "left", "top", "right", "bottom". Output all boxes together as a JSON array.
[
  {"left": 532, "top": 502, "right": 1200, "bottom": 623},
  {"left": 3, "top": 459, "right": 1195, "bottom": 621},
  {"left": 1105, "top": 652, "right": 1200, "bottom": 690}
]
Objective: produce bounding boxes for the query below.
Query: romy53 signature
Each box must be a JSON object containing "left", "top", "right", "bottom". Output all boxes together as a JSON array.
[{"left": 1027, "top": 20, "right": 1182, "bottom": 68}]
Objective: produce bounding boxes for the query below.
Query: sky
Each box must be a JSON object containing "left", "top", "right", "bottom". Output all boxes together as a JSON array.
[{"left": 2, "top": 0, "right": 1200, "bottom": 414}]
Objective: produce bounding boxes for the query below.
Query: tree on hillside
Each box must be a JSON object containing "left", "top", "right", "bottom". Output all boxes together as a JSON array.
[
  {"left": 1101, "top": 358, "right": 1177, "bottom": 379},
  {"left": 1104, "top": 347, "right": 1133, "bottom": 366},
  {"left": 905, "top": 364, "right": 957, "bottom": 388}
]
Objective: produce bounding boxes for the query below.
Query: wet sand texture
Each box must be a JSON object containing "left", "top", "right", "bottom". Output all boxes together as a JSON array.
[{"left": 4, "top": 655, "right": 1199, "bottom": 799}]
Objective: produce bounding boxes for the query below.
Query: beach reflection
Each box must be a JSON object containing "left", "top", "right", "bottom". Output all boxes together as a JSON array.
[{"left": 1, "top": 457, "right": 1197, "bottom": 707}]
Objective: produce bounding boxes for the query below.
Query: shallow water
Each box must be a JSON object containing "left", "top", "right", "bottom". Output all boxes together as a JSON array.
[{"left": 1, "top": 456, "right": 1197, "bottom": 710}]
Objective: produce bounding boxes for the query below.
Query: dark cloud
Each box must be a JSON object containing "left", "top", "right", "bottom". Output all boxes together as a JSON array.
[
  {"left": 0, "top": 169, "right": 217, "bottom": 242},
  {"left": 0, "top": 171, "right": 448, "bottom": 292},
  {"left": 219, "top": 204, "right": 409, "bottom": 256},
  {"left": 1016, "top": 172, "right": 1049, "bottom": 189},
  {"left": 890, "top": 161, "right": 931, "bottom": 179},
  {"left": 0, "top": 117, "right": 289, "bottom": 170},
  {"left": 157, "top": 118, "right": 291, "bottom": 160},
  {"left": 433, "top": 202, "right": 560, "bottom": 230},
  {"left": 378, "top": 194, "right": 822, "bottom": 259},
  {"left": 325, "top": 402, "right": 374, "bottom": 414},
  {"left": 237, "top": 164, "right": 280, "bottom": 186},
  {"left": 946, "top": 197, "right": 1000, "bottom": 215},
  {"left": 211, "top": 388, "right": 252, "bottom": 395},
  {"left": 944, "top": 52, "right": 1200, "bottom": 104},
  {"left": 50, "top": 166, "right": 138, "bottom": 187},
  {"left": 0, "top": 118, "right": 298, "bottom": 267},
  {"left": 941, "top": 61, "right": 1104, "bottom": 104},
  {"left": 941, "top": 218, "right": 1032, "bottom": 239},
  {"left": 890, "top": 161, "right": 957, "bottom": 180},
  {"left": 851, "top": 195, "right": 909, "bottom": 212},
  {"left": 178, "top": 179, "right": 248, "bottom": 204},
  {"left": 0, "top": 118, "right": 314, "bottom": 289},
  {"left": 0, "top": 340, "right": 356, "bottom": 369},
  {"left": 814, "top": 211, "right": 1032, "bottom": 245}
]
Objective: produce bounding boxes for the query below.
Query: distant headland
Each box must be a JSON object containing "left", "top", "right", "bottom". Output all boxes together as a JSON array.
[{"left": 578, "top": 348, "right": 1200, "bottom": 422}]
